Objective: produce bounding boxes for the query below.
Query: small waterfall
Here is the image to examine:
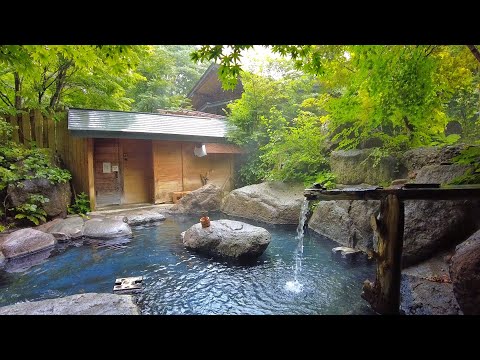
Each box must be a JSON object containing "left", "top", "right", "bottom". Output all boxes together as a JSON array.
[{"left": 285, "top": 198, "right": 310, "bottom": 293}]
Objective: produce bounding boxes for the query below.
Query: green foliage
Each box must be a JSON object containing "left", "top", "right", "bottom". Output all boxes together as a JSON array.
[
  {"left": 261, "top": 110, "right": 330, "bottom": 184},
  {"left": 450, "top": 145, "right": 480, "bottom": 184},
  {"left": 193, "top": 45, "right": 480, "bottom": 157},
  {"left": 226, "top": 63, "right": 326, "bottom": 185},
  {"left": 191, "top": 45, "right": 254, "bottom": 90},
  {"left": 12, "top": 194, "right": 48, "bottom": 226},
  {"left": 0, "top": 118, "right": 71, "bottom": 228},
  {"left": 0, "top": 126, "right": 72, "bottom": 192},
  {"left": 0, "top": 45, "right": 149, "bottom": 114},
  {"left": 68, "top": 192, "right": 91, "bottom": 216},
  {"left": 311, "top": 171, "right": 337, "bottom": 189},
  {"left": 128, "top": 45, "right": 208, "bottom": 112}
]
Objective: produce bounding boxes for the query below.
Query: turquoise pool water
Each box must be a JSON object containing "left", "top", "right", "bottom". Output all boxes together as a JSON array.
[{"left": 0, "top": 214, "right": 375, "bottom": 314}]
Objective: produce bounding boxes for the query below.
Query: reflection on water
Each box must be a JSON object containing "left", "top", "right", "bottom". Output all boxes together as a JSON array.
[{"left": 0, "top": 213, "right": 375, "bottom": 314}]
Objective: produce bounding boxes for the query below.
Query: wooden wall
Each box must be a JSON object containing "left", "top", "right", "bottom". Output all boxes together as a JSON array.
[
  {"left": 152, "top": 140, "right": 234, "bottom": 203},
  {"left": 3, "top": 111, "right": 93, "bottom": 207},
  {"left": 121, "top": 139, "right": 153, "bottom": 204},
  {"left": 3, "top": 111, "right": 236, "bottom": 208}
]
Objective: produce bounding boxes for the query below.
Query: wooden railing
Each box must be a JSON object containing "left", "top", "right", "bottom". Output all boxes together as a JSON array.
[{"left": 304, "top": 184, "right": 480, "bottom": 315}]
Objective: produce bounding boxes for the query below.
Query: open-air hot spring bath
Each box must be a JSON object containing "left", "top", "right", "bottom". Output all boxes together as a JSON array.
[{"left": 0, "top": 213, "right": 375, "bottom": 315}]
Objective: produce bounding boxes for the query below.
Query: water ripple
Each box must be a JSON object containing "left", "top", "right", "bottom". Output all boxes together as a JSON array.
[{"left": 0, "top": 213, "right": 375, "bottom": 314}]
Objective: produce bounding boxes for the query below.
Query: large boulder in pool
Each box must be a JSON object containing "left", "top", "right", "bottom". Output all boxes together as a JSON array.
[
  {"left": 83, "top": 218, "right": 132, "bottom": 239},
  {"left": 221, "top": 182, "right": 305, "bottom": 224},
  {"left": 183, "top": 219, "right": 271, "bottom": 260},
  {"left": 7, "top": 178, "right": 71, "bottom": 218},
  {"left": 0, "top": 293, "right": 140, "bottom": 315},
  {"left": 1, "top": 228, "right": 56, "bottom": 259},
  {"left": 170, "top": 184, "right": 223, "bottom": 214},
  {"left": 449, "top": 229, "right": 480, "bottom": 315}
]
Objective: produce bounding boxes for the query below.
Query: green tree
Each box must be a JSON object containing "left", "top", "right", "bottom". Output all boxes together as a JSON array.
[
  {"left": 0, "top": 45, "right": 148, "bottom": 114},
  {"left": 193, "top": 45, "right": 480, "bottom": 186},
  {"left": 226, "top": 59, "right": 325, "bottom": 185},
  {"left": 193, "top": 45, "right": 480, "bottom": 152},
  {"left": 128, "top": 45, "right": 208, "bottom": 112}
]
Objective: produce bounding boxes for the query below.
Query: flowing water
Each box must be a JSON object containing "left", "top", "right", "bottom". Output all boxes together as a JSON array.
[
  {"left": 284, "top": 199, "right": 309, "bottom": 293},
  {"left": 0, "top": 213, "right": 375, "bottom": 314}
]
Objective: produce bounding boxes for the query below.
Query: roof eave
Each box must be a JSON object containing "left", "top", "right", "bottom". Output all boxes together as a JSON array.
[
  {"left": 69, "top": 130, "right": 228, "bottom": 144},
  {"left": 187, "top": 63, "right": 219, "bottom": 98}
]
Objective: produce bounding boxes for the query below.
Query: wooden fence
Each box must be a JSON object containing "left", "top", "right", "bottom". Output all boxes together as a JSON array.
[{"left": 2, "top": 110, "right": 91, "bottom": 200}]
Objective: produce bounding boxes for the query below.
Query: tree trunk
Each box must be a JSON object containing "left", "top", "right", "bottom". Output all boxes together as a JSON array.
[
  {"left": 14, "top": 72, "right": 22, "bottom": 110},
  {"left": 467, "top": 45, "right": 480, "bottom": 64},
  {"left": 362, "top": 194, "right": 405, "bottom": 314},
  {"left": 50, "top": 71, "right": 65, "bottom": 109},
  {"left": 49, "top": 61, "right": 72, "bottom": 110}
]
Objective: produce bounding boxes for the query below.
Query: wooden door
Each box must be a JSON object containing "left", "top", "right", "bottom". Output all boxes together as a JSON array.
[
  {"left": 121, "top": 139, "right": 152, "bottom": 204},
  {"left": 94, "top": 139, "right": 121, "bottom": 206}
]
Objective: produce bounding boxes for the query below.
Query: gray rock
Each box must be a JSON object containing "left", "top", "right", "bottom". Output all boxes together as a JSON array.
[
  {"left": 330, "top": 149, "right": 399, "bottom": 185},
  {"left": 35, "top": 218, "right": 63, "bottom": 233},
  {"left": 414, "top": 164, "right": 470, "bottom": 184},
  {"left": 1, "top": 228, "right": 56, "bottom": 259},
  {"left": 3, "top": 248, "right": 53, "bottom": 273},
  {"left": 221, "top": 182, "right": 305, "bottom": 224},
  {"left": 0, "top": 293, "right": 140, "bottom": 315},
  {"left": 449, "top": 229, "right": 480, "bottom": 315},
  {"left": 308, "top": 197, "right": 379, "bottom": 252},
  {"left": 121, "top": 210, "right": 166, "bottom": 226},
  {"left": 7, "top": 178, "right": 71, "bottom": 218},
  {"left": 170, "top": 184, "right": 223, "bottom": 214},
  {"left": 402, "top": 145, "right": 466, "bottom": 173},
  {"left": 0, "top": 251, "right": 4, "bottom": 267},
  {"left": 309, "top": 193, "right": 479, "bottom": 268},
  {"left": 402, "top": 199, "right": 480, "bottom": 267},
  {"left": 83, "top": 218, "right": 132, "bottom": 239},
  {"left": 47, "top": 216, "right": 85, "bottom": 241},
  {"left": 401, "top": 253, "right": 461, "bottom": 315},
  {"left": 183, "top": 219, "right": 271, "bottom": 260}
]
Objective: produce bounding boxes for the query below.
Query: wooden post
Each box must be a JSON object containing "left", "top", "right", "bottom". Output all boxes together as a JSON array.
[
  {"left": 47, "top": 116, "right": 56, "bottom": 153},
  {"left": 87, "top": 138, "right": 96, "bottom": 210},
  {"left": 29, "top": 110, "right": 36, "bottom": 144},
  {"left": 9, "top": 115, "right": 19, "bottom": 143},
  {"left": 33, "top": 109, "right": 44, "bottom": 148},
  {"left": 17, "top": 113, "right": 24, "bottom": 144},
  {"left": 22, "top": 112, "right": 31, "bottom": 147},
  {"left": 362, "top": 194, "right": 404, "bottom": 314}
]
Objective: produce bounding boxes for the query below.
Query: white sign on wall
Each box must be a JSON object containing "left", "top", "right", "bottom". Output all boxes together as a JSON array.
[
  {"left": 103, "top": 162, "right": 111, "bottom": 173},
  {"left": 112, "top": 165, "right": 119, "bottom": 172}
]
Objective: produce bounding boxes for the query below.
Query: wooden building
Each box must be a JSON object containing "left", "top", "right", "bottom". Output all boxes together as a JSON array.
[
  {"left": 187, "top": 63, "right": 243, "bottom": 115},
  {"left": 67, "top": 108, "right": 242, "bottom": 209}
]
